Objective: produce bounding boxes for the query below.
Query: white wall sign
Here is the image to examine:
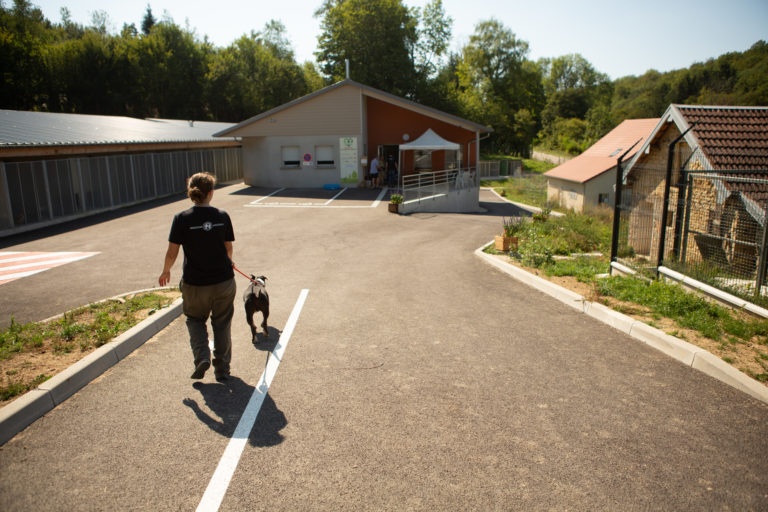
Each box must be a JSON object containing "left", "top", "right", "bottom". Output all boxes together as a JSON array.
[{"left": 339, "top": 137, "right": 359, "bottom": 184}]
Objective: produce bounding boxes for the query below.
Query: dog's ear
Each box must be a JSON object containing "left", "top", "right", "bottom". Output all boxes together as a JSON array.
[
  {"left": 259, "top": 275, "right": 267, "bottom": 281},
  {"left": 250, "top": 274, "right": 256, "bottom": 280}
]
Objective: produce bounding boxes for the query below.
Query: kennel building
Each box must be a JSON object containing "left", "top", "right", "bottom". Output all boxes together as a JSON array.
[{"left": 0, "top": 110, "right": 241, "bottom": 237}]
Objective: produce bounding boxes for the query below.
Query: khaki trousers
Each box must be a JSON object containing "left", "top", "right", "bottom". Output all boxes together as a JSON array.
[{"left": 181, "top": 278, "right": 236, "bottom": 375}]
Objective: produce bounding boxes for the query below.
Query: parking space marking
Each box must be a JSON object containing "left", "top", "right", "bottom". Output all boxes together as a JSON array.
[
  {"left": 0, "top": 251, "right": 99, "bottom": 285},
  {"left": 372, "top": 188, "right": 388, "bottom": 206},
  {"left": 245, "top": 187, "right": 390, "bottom": 208},
  {"left": 247, "top": 187, "right": 286, "bottom": 205},
  {"left": 323, "top": 187, "right": 348, "bottom": 205},
  {"left": 196, "top": 288, "right": 309, "bottom": 512}
]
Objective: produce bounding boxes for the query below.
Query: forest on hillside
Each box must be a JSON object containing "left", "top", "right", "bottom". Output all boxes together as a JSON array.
[{"left": 2, "top": 0, "right": 766, "bottom": 157}]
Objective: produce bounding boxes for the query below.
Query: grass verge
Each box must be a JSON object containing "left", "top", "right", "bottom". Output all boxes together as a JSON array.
[
  {"left": 481, "top": 157, "right": 555, "bottom": 209},
  {"left": 485, "top": 209, "right": 768, "bottom": 384},
  {"left": 1, "top": 290, "right": 180, "bottom": 402}
]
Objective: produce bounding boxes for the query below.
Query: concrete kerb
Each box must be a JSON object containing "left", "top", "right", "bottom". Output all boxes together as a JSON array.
[
  {"left": 475, "top": 244, "right": 768, "bottom": 406},
  {"left": 0, "top": 295, "right": 183, "bottom": 446}
]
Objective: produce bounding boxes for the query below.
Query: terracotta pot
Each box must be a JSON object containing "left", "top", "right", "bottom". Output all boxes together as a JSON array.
[
  {"left": 494, "top": 235, "right": 518, "bottom": 251},
  {"left": 388, "top": 203, "right": 400, "bottom": 213}
]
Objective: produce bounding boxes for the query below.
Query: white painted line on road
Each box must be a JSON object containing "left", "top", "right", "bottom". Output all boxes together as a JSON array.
[
  {"left": 196, "top": 288, "right": 309, "bottom": 512},
  {"left": 372, "top": 187, "right": 389, "bottom": 207},
  {"left": 323, "top": 187, "right": 348, "bottom": 205},
  {"left": 248, "top": 187, "right": 286, "bottom": 205},
  {"left": 244, "top": 204, "right": 377, "bottom": 208}
]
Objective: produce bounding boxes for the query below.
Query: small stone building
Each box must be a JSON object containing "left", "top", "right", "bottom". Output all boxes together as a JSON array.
[{"left": 622, "top": 105, "right": 768, "bottom": 274}]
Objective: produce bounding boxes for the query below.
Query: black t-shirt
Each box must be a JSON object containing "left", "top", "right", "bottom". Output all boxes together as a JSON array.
[{"left": 168, "top": 205, "right": 235, "bottom": 285}]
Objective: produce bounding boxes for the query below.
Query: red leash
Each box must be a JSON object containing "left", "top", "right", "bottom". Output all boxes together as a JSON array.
[{"left": 232, "top": 263, "right": 256, "bottom": 283}]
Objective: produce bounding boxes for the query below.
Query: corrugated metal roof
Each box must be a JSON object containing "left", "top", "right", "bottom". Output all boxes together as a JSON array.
[
  {"left": 0, "top": 110, "right": 237, "bottom": 147},
  {"left": 544, "top": 118, "right": 660, "bottom": 184}
]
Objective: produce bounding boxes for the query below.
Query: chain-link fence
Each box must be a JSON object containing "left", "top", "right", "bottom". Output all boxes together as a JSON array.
[{"left": 613, "top": 147, "right": 768, "bottom": 305}]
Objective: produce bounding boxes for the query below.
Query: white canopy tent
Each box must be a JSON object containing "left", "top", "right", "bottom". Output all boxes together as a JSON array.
[
  {"left": 396, "top": 128, "right": 460, "bottom": 187},
  {"left": 398, "top": 128, "right": 460, "bottom": 151}
]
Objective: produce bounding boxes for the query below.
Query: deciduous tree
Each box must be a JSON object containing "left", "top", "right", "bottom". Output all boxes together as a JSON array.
[{"left": 315, "top": 0, "right": 417, "bottom": 97}]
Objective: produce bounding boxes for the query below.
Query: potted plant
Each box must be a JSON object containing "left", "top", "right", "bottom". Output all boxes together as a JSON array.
[
  {"left": 389, "top": 193, "right": 403, "bottom": 213},
  {"left": 495, "top": 216, "right": 525, "bottom": 251}
]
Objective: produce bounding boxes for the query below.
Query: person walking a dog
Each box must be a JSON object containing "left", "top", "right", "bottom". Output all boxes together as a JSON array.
[{"left": 158, "top": 172, "right": 236, "bottom": 382}]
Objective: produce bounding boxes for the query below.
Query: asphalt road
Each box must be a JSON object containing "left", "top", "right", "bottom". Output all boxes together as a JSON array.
[{"left": 1, "top": 184, "right": 767, "bottom": 511}]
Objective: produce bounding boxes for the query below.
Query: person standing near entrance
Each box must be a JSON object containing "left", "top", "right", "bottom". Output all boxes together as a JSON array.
[
  {"left": 369, "top": 154, "right": 381, "bottom": 188},
  {"left": 158, "top": 172, "right": 236, "bottom": 382},
  {"left": 386, "top": 154, "right": 398, "bottom": 188}
]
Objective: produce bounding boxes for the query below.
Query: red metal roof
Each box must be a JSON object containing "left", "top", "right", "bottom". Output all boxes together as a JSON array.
[{"left": 544, "top": 118, "right": 659, "bottom": 184}]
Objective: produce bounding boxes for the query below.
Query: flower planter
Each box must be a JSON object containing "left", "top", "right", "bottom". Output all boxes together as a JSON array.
[
  {"left": 494, "top": 235, "right": 518, "bottom": 252},
  {"left": 388, "top": 203, "right": 400, "bottom": 213}
]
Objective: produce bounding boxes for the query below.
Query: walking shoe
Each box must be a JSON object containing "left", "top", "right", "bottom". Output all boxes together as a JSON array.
[
  {"left": 215, "top": 372, "right": 230, "bottom": 382},
  {"left": 191, "top": 359, "right": 211, "bottom": 379}
]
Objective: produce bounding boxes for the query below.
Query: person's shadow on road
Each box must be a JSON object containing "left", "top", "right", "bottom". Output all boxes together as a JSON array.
[{"left": 183, "top": 376, "right": 286, "bottom": 447}]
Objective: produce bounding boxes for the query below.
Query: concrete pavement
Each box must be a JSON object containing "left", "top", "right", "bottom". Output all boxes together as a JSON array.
[
  {"left": 1, "top": 184, "right": 767, "bottom": 511},
  {"left": 3, "top": 239, "right": 767, "bottom": 447}
]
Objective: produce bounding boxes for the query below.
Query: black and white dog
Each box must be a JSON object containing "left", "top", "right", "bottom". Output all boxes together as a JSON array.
[{"left": 243, "top": 275, "right": 269, "bottom": 342}]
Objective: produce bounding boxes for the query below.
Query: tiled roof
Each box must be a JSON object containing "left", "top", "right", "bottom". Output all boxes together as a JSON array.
[
  {"left": 0, "top": 110, "right": 236, "bottom": 147},
  {"left": 544, "top": 118, "right": 659, "bottom": 183},
  {"left": 674, "top": 105, "right": 768, "bottom": 170}
]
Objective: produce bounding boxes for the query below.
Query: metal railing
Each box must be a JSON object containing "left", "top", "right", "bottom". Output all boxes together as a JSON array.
[
  {"left": 477, "top": 160, "right": 500, "bottom": 178},
  {"left": 398, "top": 167, "right": 478, "bottom": 214}
]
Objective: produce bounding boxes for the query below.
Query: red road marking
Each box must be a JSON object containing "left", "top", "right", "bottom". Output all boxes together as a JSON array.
[{"left": 0, "top": 251, "right": 100, "bottom": 285}]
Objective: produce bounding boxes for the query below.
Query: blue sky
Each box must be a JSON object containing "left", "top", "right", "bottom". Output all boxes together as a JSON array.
[{"left": 30, "top": 0, "right": 768, "bottom": 79}]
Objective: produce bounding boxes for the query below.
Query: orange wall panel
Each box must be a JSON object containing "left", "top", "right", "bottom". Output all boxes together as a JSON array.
[{"left": 366, "top": 97, "right": 478, "bottom": 174}]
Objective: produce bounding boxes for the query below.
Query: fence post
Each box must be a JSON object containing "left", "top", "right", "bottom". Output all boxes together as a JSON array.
[
  {"left": 610, "top": 139, "right": 642, "bottom": 262},
  {"left": 680, "top": 171, "right": 694, "bottom": 265},
  {"left": 672, "top": 168, "right": 688, "bottom": 260},
  {"left": 658, "top": 125, "right": 694, "bottom": 270},
  {"left": 755, "top": 216, "right": 768, "bottom": 297}
]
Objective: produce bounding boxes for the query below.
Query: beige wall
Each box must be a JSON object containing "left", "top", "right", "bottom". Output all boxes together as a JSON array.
[
  {"left": 548, "top": 169, "right": 615, "bottom": 212},
  {"left": 240, "top": 86, "right": 366, "bottom": 187},
  {"left": 236, "top": 86, "right": 362, "bottom": 137},
  {"left": 583, "top": 169, "right": 617, "bottom": 209},
  {"left": 547, "top": 178, "right": 585, "bottom": 211},
  {"left": 243, "top": 134, "right": 362, "bottom": 188}
]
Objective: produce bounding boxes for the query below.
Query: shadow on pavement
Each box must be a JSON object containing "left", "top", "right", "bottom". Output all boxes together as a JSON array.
[
  {"left": 251, "top": 326, "right": 281, "bottom": 352},
  {"left": 183, "top": 376, "right": 287, "bottom": 447}
]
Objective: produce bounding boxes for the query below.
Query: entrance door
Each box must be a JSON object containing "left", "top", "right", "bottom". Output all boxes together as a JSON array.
[
  {"left": 379, "top": 144, "right": 400, "bottom": 188},
  {"left": 381, "top": 144, "right": 399, "bottom": 162}
]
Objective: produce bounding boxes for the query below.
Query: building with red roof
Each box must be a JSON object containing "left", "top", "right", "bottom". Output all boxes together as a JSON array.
[{"left": 544, "top": 118, "right": 659, "bottom": 212}]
